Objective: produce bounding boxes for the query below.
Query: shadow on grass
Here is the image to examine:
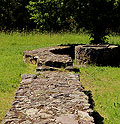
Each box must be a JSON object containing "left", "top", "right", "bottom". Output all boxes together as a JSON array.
[{"left": 84, "top": 90, "right": 104, "bottom": 124}]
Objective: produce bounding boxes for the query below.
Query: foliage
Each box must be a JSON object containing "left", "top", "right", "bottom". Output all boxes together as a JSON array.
[
  {"left": 27, "top": 0, "right": 74, "bottom": 32},
  {"left": 77, "top": 0, "right": 116, "bottom": 44},
  {"left": 0, "top": 0, "right": 35, "bottom": 31},
  {"left": 27, "top": 0, "right": 120, "bottom": 44}
]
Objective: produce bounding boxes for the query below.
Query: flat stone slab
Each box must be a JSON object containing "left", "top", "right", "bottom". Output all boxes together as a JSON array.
[
  {"left": 2, "top": 71, "right": 94, "bottom": 124},
  {"left": 23, "top": 46, "right": 73, "bottom": 68}
]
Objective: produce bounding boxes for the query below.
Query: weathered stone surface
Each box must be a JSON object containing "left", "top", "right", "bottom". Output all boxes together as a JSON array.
[
  {"left": 21, "top": 74, "right": 37, "bottom": 80},
  {"left": 56, "top": 114, "right": 78, "bottom": 124},
  {"left": 2, "top": 71, "right": 94, "bottom": 124},
  {"left": 75, "top": 44, "right": 120, "bottom": 66},
  {"left": 23, "top": 46, "right": 73, "bottom": 68},
  {"left": 2, "top": 45, "right": 97, "bottom": 124}
]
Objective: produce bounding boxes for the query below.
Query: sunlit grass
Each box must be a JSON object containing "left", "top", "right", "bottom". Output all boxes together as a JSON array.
[
  {"left": 80, "top": 66, "right": 120, "bottom": 124},
  {"left": 108, "top": 34, "right": 120, "bottom": 45}
]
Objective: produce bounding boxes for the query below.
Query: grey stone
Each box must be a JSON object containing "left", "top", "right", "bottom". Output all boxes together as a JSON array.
[
  {"left": 56, "top": 114, "right": 78, "bottom": 124},
  {"left": 26, "top": 108, "right": 39, "bottom": 116},
  {"left": 23, "top": 46, "right": 73, "bottom": 68},
  {"left": 21, "top": 74, "right": 37, "bottom": 80},
  {"left": 75, "top": 44, "right": 120, "bottom": 66},
  {"left": 21, "top": 120, "right": 32, "bottom": 124},
  {"left": 36, "top": 65, "right": 58, "bottom": 71},
  {"left": 77, "top": 110, "right": 94, "bottom": 122},
  {"left": 37, "top": 112, "right": 52, "bottom": 119}
]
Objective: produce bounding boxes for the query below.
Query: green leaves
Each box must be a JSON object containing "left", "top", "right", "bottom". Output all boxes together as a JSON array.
[
  {"left": 27, "top": 0, "right": 74, "bottom": 31},
  {"left": 27, "top": 0, "right": 120, "bottom": 43},
  {"left": 0, "top": 0, "right": 35, "bottom": 31}
]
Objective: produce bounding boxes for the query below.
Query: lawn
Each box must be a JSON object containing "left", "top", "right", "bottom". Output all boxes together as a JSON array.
[
  {"left": 0, "top": 32, "right": 120, "bottom": 123},
  {"left": 80, "top": 66, "right": 120, "bottom": 124}
]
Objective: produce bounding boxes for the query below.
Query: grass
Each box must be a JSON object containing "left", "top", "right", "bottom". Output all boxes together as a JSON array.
[
  {"left": 0, "top": 32, "right": 120, "bottom": 123},
  {"left": 80, "top": 66, "right": 120, "bottom": 124}
]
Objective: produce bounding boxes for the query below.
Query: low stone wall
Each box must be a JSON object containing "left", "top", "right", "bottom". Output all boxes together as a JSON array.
[
  {"left": 23, "top": 46, "right": 73, "bottom": 68},
  {"left": 75, "top": 45, "right": 120, "bottom": 66},
  {"left": 2, "top": 72, "right": 94, "bottom": 124},
  {"left": 2, "top": 45, "right": 96, "bottom": 124}
]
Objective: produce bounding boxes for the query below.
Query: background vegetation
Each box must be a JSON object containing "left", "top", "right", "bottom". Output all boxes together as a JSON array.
[
  {"left": 27, "top": 0, "right": 120, "bottom": 43},
  {"left": 0, "top": 0, "right": 120, "bottom": 43}
]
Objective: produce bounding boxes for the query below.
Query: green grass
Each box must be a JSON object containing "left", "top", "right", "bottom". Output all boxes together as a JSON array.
[
  {"left": 80, "top": 66, "right": 120, "bottom": 124},
  {"left": 0, "top": 32, "right": 120, "bottom": 123},
  {"left": 108, "top": 34, "right": 120, "bottom": 45}
]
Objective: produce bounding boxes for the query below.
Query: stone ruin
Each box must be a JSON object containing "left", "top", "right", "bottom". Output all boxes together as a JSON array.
[
  {"left": 23, "top": 44, "right": 120, "bottom": 68},
  {"left": 2, "top": 45, "right": 96, "bottom": 124},
  {"left": 2, "top": 44, "right": 120, "bottom": 124},
  {"left": 75, "top": 44, "right": 120, "bottom": 66},
  {"left": 23, "top": 46, "right": 74, "bottom": 69}
]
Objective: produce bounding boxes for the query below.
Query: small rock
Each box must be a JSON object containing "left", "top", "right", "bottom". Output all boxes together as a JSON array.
[
  {"left": 36, "top": 65, "right": 58, "bottom": 71},
  {"left": 56, "top": 114, "right": 78, "bottom": 124},
  {"left": 38, "top": 112, "right": 52, "bottom": 119},
  {"left": 21, "top": 74, "right": 37, "bottom": 80},
  {"left": 26, "top": 108, "right": 38, "bottom": 116},
  {"left": 77, "top": 110, "right": 94, "bottom": 122},
  {"left": 21, "top": 120, "right": 32, "bottom": 124}
]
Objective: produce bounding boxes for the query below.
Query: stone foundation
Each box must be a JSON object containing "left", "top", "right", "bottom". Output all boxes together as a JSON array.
[
  {"left": 75, "top": 44, "right": 120, "bottom": 66},
  {"left": 2, "top": 72, "right": 94, "bottom": 124},
  {"left": 3, "top": 44, "right": 116, "bottom": 123},
  {"left": 23, "top": 46, "right": 73, "bottom": 68}
]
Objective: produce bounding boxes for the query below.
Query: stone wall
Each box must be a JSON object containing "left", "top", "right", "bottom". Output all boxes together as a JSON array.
[
  {"left": 23, "top": 46, "right": 73, "bottom": 68},
  {"left": 2, "top": 72, "right": 94, "bottom": 124},
  {"left": 1, "top": 45, "right": 96, "bottom": 124},
  {"left": 75, "top": 45, "right": 120, "bottom": 66}
]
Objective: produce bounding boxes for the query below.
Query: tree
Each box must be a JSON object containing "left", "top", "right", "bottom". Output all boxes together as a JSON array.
[
  {"left": 0, "top": 0, "right": 35, "bottom": 31},
  {"left": 74, "top": 0, "right": 117, "bottom": 44},
  {"left": 111, "top": 0, "right": 120, "bottom": 33},
  {"left": 27, "top": 0, "right": 119, "bottom": 44},
  {"left": 27, "top": 0, "right": 73, "bottom": 31}
]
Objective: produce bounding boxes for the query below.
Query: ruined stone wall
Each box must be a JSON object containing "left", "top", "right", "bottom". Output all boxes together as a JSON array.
[
  {"left": 23, "top": 46, "right": 73, "bottom": 68},
  {"left": 2, "top": 72, "right": 94, "bottom": 124},
  {"left": 2, "top": 45, "right": 95, "bottom": 124},
  {"left": 75, "top": 45, "right": 120, "bottom": 66}
]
